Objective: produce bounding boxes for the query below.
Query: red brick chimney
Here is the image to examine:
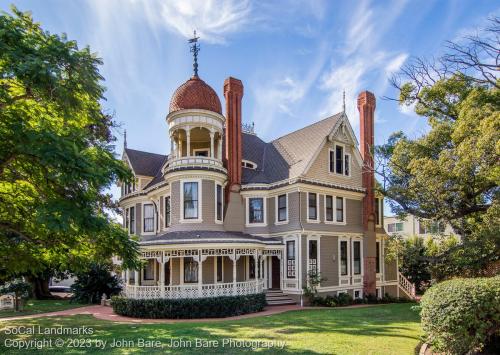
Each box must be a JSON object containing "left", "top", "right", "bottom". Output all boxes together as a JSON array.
[
  {"left": 358, "top": 90, "right": 377, "bottom": 296},
  {"left": 224, "top": 77, "right": 243, "bottom": 188},
  {"left": 358, "top": 91, "right": 376, "bottom": 229}
]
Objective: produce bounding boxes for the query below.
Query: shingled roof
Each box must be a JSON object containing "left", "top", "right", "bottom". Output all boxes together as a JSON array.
[{"left": 124, "top": 148, "right": 167, "bottom": 177}]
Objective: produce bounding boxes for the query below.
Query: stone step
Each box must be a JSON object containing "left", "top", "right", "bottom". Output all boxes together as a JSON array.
[
  {"left": 267, "top": 299, "right": 296, "bottom": 306},
  {"left": 264, "top": 290, "right": 296, "bottom": 306}
]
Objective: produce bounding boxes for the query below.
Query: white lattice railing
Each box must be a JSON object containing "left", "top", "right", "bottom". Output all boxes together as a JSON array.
[
  {"left": 398, "top": 272, "right": 416, "bottom": 299},
  {"left": 163, "top": 156, "right": 225, "bottom": 174},
  {"left": 124, "top": 280, "right": 264, "bottom": 300}
]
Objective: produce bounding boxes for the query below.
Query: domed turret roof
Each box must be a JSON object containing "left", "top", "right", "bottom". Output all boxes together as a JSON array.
[{"left": 169, "top": 76, "right": 222, "bottom": 114}]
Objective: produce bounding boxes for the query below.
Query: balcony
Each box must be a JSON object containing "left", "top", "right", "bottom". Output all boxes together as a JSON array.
[{"left": 163, "top": 156, "right": 226, "bottom": 174}]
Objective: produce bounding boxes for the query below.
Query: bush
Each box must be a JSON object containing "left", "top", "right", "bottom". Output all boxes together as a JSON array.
[
  {"left": 71, "top": 263, "right": 122, "bottom": 304},
  {"left": 111, "top": 293, "right": 266, "bottom": 319},
  {"left": 420, "top": 276, "right": 500, "bottom": 354},
  {"left": 310, "top": 292, "right": 409, "bottom": 307}
]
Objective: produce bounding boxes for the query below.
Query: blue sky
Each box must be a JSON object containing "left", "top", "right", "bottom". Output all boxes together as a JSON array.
[{"left": 2, "top": 0, "right": 498, "bottom": 211}]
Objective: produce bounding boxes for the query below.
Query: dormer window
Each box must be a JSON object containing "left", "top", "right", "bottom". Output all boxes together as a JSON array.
[{"left": 242, "top": 160, "right": 257, "bottom": 169}]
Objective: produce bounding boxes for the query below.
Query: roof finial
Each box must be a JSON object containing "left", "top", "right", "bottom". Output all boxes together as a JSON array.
[
  {"left": 188, "top": 30, "right": 200, "bottom": 77},
  {"left": 124, "top": 129, "right": 127, "bottom": 149},
  {"left": 342, "top": 90, "right": 346, "bottom": 113}
]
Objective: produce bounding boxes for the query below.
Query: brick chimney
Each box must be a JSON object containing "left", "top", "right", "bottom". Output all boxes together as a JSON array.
[
  {"left": 358, "top": 90, "right": 377, "bottom": 296},
  {"left": 224, "top": 77, "right": 243, "bottom": 188}
]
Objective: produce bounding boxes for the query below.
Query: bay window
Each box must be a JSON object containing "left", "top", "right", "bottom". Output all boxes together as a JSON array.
[
  {"left": 353, "top": 240, "right": 361, "bottom": 275},
  {"left": 129, "top": 206, "right": 135, "bottom": 234},
  {"left": 248, "top": 198, "right": 264, "bottom": 224},
  {"left": 277, "top": 194, "right": 287, "bottom": 222},
  {"left": 308, "top": 193, "right": 318, "bottom": 221},
  {"left": 143, "top": 204, "right": 154, "bottom": 233},
  {"left": 183, "top": 182, "right": 199, "bottom": 219}
]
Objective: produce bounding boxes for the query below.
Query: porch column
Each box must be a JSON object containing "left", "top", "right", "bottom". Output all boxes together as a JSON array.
[
  {"left": 263, "top": 257, "right": 268, "bottom": 289},
  {"left": 209, "top": 131, "right": 215, "bottom": 158},
  {"left": 134, "top": 270, "right": 139, "bottom": 286},
  {"left": 170, "top": 136, "right": 175, "bottom": 157},
  {"left": 124, "top": 269, "right": 129, "bottom": 286},
  {"left": 232, "top": 253, "right": 237, "bottom": 296},
  {"left": 217, "top": 135, "right": 222, "bottom": 159},
  {"left": 198, "top": 255, "right": 204, "bottom": 297},
  {"left": 159, "top": 259, "right": 165, "bottom": 298},
  {"left": 186, "top": 128, "right": 191, "bottom": 157},
  {"left": 279, "top": 254, "right": 283, "bottom": 290}
]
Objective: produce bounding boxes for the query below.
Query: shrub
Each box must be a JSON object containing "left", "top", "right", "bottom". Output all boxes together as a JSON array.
[
  {"left": 111, "top": 293, "right": 266, "bottom": 319},
  {"left": 71, "top": 263, "right": 122, "bottom": 304},
  {"left": 420, "top": 276, "right": 500, "bottom": 354},
  {"left": 310, "top": 292, "right": 409, "bottom": 307}
]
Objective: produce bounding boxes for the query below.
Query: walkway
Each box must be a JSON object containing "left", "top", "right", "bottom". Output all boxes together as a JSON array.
[{"left": 0, "top": 304, "right": 302, "bottom": 324}]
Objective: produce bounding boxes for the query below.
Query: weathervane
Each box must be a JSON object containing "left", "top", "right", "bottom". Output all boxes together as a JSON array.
[
  {"left": 124, "top": 129, "right": 127, "bottom": 149},
  {"left": 189, "top": 30, "right": 200, "bottom": 77},
  {"left": 342, "top": 90, "right": 346, "bottom": 113}
]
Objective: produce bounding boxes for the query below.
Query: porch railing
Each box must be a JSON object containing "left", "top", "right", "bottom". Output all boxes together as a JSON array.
[
  {"left": 398, "top": 272, "right": 416, "bottom": 299},
  {"left": 124, "top": 280, "right": 264, "bottom": 300}
]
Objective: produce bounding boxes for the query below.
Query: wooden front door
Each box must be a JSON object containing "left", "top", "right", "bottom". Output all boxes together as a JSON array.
[{"left": 271, "top": 256, "right": 280, "bottom": 289}]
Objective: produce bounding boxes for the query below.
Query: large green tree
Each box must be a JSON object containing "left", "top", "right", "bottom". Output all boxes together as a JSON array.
[
  {"left": 377, "top": 18, "right": 499, "bottom": 277},
  {"left": 0, "top": 7, "right": 138, "bottom": 296}
]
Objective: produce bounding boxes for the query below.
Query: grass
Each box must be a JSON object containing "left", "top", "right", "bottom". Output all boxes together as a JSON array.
[
  {"left": 0, "top": 298, "right": 85, "bottom": 318},
  {"left": 0, "top": 303, "right": 422, "bottom": 354}
]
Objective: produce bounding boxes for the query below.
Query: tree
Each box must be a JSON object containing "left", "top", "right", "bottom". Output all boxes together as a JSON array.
[
  {"left": 71, "top": 263, "right": 122, "bottom": 304},
  {"left": 376, "top": 18, "right": 499, "bottom": 277},
  {"left": 0, "top": 7, "right": 139, "bottom": 297}
]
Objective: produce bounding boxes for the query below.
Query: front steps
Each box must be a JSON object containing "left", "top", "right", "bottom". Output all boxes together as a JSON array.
[{"left": 265, "top": 289, "right": 296, "bottom": 306}]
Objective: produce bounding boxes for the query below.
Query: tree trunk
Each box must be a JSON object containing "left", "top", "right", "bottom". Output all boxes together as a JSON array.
[{"left": 27, "top": 276, "right": 53, "bottom": 299}]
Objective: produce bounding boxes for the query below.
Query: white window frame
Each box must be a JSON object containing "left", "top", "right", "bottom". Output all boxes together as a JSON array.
[
  {"left": 351, "top": 238, "right": 364, "bottom": 280},
  {"left": 353, "top": 289, "right": 363, "bottom": 299},
  {"left": 245, "top": 196, "right": 267, "bottom": 227},
  {"left": 275, "top": 193, "right": 289, "bottom": 225},
  {"left": 306, "top": 235, "right": 321, "bottom": 281},
  {"left": 241, "top": 159, "right": 257, "bottom": 170},
  {"left": 163, "top": 195, "right": 171, "bottom": 230},
  {"left": 344, "top": 153, "right": 351, "bottom": 177},
  {"left": 128, "top": 206, "right": 136, "bottom": 235},
  {"left": 324, "top": 195, "right": 334, "bottom": 224},
  {"left": 338, "top": 236, "right": 351, "bottom": 284},
  {"left": 179, "top": 179, "right": 203, "bottom": 223},
  {"left": 142, "top": 202, "right": 156, "bottom": 235},
  {"left": 307, "top": 192, "right": 320, "bottom": 223},
  {"left": 334, "top": 196, "right": 347, "bottom": 225},
  {"left": 215, "top": 183, "right": 224, "bottom": 224},
  {"left": 330, "top": 143, "right": 345, "bottom": 176},
  {"left": 284, "top": 237, "right": 297, "bottom": 279}
]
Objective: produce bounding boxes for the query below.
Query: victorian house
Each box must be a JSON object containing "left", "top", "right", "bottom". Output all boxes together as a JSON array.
[{"left": 118, "top": 42, "right": 415, "bottom": 304}]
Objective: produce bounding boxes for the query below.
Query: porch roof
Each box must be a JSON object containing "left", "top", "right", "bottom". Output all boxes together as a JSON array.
[{"left": 139, "top": 230, "right": 283, "bottom": 246}]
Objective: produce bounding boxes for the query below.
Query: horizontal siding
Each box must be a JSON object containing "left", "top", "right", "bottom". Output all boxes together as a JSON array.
[{"left": 320, "top": 235, "right": 339, "bottom": 287}]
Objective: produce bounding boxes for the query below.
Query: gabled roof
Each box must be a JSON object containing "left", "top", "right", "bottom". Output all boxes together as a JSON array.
[
  {"left": 270, "top": 113, "right": 342, "bottom": 179},
  {"left": 124, "top": 148, "right": 167, "bottom": 177}
]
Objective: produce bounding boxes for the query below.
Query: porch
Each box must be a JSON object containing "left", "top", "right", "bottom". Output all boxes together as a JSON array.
[{"left": 121, "top": 247, "right": 284, "bottom": 299}]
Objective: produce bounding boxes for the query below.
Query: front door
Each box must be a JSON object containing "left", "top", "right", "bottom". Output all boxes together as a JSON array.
[{"left": 271, "top": 256, "right": 280, "bottom": 289}]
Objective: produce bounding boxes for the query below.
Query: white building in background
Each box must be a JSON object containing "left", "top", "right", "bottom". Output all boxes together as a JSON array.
[{"left": 384, "top": 214, "right": 456, "bottom": 239}]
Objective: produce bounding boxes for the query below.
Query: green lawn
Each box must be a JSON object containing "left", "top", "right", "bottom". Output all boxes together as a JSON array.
[
  {"left": 0, "top": 299, "right": 84, "bottom": 318},
  {"left": 0, "top": 303, "right": 422, "bottom": 354}
]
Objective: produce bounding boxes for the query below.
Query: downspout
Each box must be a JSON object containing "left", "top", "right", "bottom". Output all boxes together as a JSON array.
[{"left": 298, "top": 185, "right": 305, "bottom": 307}]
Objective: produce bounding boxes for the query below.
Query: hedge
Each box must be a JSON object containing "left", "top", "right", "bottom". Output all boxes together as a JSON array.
[
  {"left": 420, "top": 276, "right": 500, "bottom": 354},
  {"left": 111, "top": 293, "right": 267, "bottom": 319},
  {"left": 310, "top": 292, "right": 410, "bottom": 307}
]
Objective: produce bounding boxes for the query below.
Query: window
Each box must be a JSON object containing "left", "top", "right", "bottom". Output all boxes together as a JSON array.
[
  {"left": 354, "top": 290, "right": 362, "bottom": 299},
  {"left": 344, "top": 154, "right": 350, "bottom": 176},
  {"left": 336, "top": 197, "right": 344, "bottom": 222},
  {"left": 387, "top": 222, "right": 403, "bottom": 233},
  {"left": 143, "top": 204, "right": 154, "bottom": 233},
  {"left": 216, "top": 256, "right": 223, "bottom": 282},
  {"left": 164, "top": 197, "right": 170, "bottom": 228},
  {"left": 242, "top": 160, "right": 257, "bottom": 169},
  {"left": 248, "top": 198, "right": 264, "bottom": 224},
  {"left": 143, "top": 259, "right": 154, "bottom": 280},
  {"left": 308, "top": 240, "right": 318, "bottom": 274},
  {"left": 194, "top": 149, "right": 209, "bottom": 157},
  {"left": 183, "top": 182, "right": 199, "bottom": 219},
  {"left": 129, "top": 206, "right": 135, "bottom": 234},
  {"left": 216, "top": 184, "right": 223, "bottom": 222},
  {"left": 277, "top": 194, "right": 287, "bottom": 222},
  {"left": 249, "top": 256, "right": 255, "bottom": 279},
  {"left": 376, "top": 241, "right": 381, "bottom": 274},
  {"left": 329, "top": 150, "right": 335, "bottom": 173},
  {"left": 184, "top": 257, "right": 198, "bottom": 283},
  {"left": 336, "top": 145, "right": 344, "bottom": 174},
  {"left": 286, "top": 241, "right": 296, "bottom": 278},
  {"left": 308, "top": 193, "right": 318, "bottom": 220},
  {"left": 340, "top": 241, "right": 348, "bottom": 276},
  {"left": 419, "top": 220, "right": 446, "bottom": 234},
  {"left": 353, "top": 241, "right": 361, "bottom": 275},
  {"left": 325, "top": 195, "right": 333, "bottom": 222}
]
